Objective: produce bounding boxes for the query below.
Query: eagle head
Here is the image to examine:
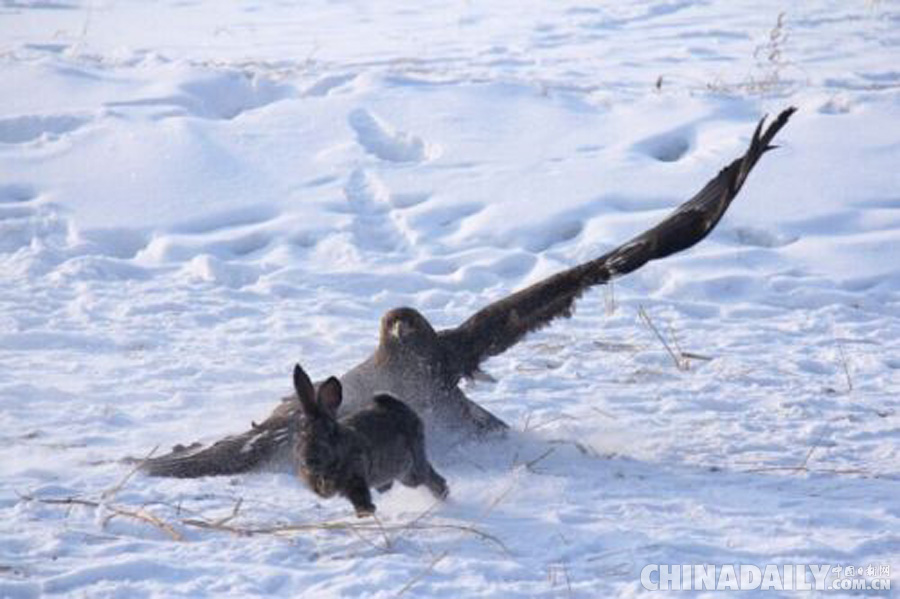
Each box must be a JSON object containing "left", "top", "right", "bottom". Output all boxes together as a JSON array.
[{"left": 378, "top": 307, "right": 438, "bottom": 352}]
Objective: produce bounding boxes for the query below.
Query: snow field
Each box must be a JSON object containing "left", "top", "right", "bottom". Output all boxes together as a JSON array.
[{"left": 1, "top": 1, "right": 899, "bottom": 597}]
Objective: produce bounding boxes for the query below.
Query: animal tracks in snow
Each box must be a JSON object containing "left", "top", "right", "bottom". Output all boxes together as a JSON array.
[
  {"left": 106, "top": 70, "right": 292, "bottom": 121},
  {"left": 348, "top": 108, "right": 439, "bottom": 163},
  {"left": 729, "top": 226, "right": 798, "bottom": 249},
  {"left": 0, "top": 113, "right": 90, "bottom": 144},
  {"left": 343, "top": 168, "right": 410, "bottom": 254},
  {"left": 632, "top": 125, "right": 695, "bottom": 162},
  {"left": 0, "top": 183, "right": 37, "bottom": 204},
  {"left": 336, "top": 166, "right": 543, "bottom": 285},
  {"left": 0, "top": 184, "right": 40, "bottom": 223},
  {"left": 338, "top": 167, "right": 495, "bottom": 266},
  {"left": 0, "top": 184, "right": 70, "bottom": 254},
  {"left": 303, "top": 73, "right": 358, "bottom": 97},
  {"left": 405, "top": 202, "right": 484, "bottom": 236}
]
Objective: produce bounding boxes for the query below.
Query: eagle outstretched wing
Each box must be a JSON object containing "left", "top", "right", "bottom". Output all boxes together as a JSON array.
[
  {"left": 140, "top": 399, "right": 296, "bottom": 477},
  {"left": 439, "top": 107, "right": 796, "bottom": 380}
]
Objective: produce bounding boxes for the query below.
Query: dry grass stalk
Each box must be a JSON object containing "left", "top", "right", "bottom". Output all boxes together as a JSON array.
[
  {"left": 17, "top": 493, "right": 182, "bottom": 541},
  {"left": 638, "top": 306, "right": 689, "bottom": 371},
  {"left": 742, "top": 427, "right": 836, "bottom": 477},
  {"left": 705, "top": 11, "right": 806, "bottom": 96},
  {"left": 548, "top": 562, "right": 575, "bottom": 598},
  {"left": 370, "top": 513, "right": 394, "bottom": 552},
  {"left": 102, "top": 445, "right": 158, "bottom": 500},
  {"left": 102, "top": 504, "right": 183, "bottom": 541},
  {"left": 742, "top": 465, "right": 876, "bottom": 478},
  {"left": 394, "top": 550, "right": 449, "bottom": 598},
  {"left": 21, "top": 491, "right": 508, "bottom": 553},
  {"left": 835, "top": 337, "right": 854, "bottom": 392},
  {"left": 180, "top": 517, "right": 508, "bottom": 552},
  {"left": 212, "top": 498, "right": 243, "bottom": 527},
  {"left": 395, "top": 469, "right": 521, "bottom": 597},
  {"left": 603, "top": 280, "right": 617, "bottom": 315},
  {"left": 528, "top": 413, "right": 577, "bottom": 432},
  {"left": 548, "top": 438, "right": 599, "bottom": 458},
  {"left": 753, "top": 11, "right": 788, "bottom": 88},
  {"left": 524, "top": 447, "right": 556, "bottom": 471},
  {"left": 591, "top": 406, "right": 618, "bottom": 420}
]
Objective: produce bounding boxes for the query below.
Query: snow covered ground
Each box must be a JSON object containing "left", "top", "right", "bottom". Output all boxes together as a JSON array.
[{"left": 1, "top": 1, "right": 899, "bottom": 597}]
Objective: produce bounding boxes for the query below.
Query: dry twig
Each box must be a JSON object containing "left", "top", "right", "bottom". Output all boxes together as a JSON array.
[
  {"left": 103, "top": 445, "right": 158, "bottom": 500},
  {"left": 835, "top": 337, "right": 854, "bottom": 392},
  {"left": 17, "top": 493, "right": 182, "bottom": 541},
  {"left": 638, "top": 306, "right": 689, "bottom": 371},
  {"left": 394, "top": 469, "right": 520, "bottom": 597}
]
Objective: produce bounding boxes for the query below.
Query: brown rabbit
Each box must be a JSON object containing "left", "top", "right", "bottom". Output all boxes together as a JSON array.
[{"left": 292, "top": 363, "right": 448, "bottom": 517}]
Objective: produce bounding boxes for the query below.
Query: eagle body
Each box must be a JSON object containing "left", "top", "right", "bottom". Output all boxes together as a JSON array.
[{"left": 142, "top": 108, "right": 796, "bottom": 478}]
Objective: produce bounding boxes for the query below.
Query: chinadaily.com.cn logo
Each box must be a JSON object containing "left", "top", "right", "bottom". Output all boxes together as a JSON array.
[{"left": 640, "top": 564, "right": 892, "bottom": 592}]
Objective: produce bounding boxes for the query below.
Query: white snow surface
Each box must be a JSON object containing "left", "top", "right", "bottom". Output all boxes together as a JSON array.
[{"left": 1, "top": 1, "right": 899, "bottom": 597}]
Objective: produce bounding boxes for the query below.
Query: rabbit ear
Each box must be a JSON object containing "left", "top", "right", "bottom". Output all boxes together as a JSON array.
[
  {"left": 317, "top": 376, "right": 343, "bottom": 417},
  {"left": 293, "top": 363, "right": 318, "bottom": 416}
]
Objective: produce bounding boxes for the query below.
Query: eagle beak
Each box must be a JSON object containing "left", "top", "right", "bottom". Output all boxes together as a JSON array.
[{"left": 390, "top": 320, "right": 404, "bottom": 338}]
